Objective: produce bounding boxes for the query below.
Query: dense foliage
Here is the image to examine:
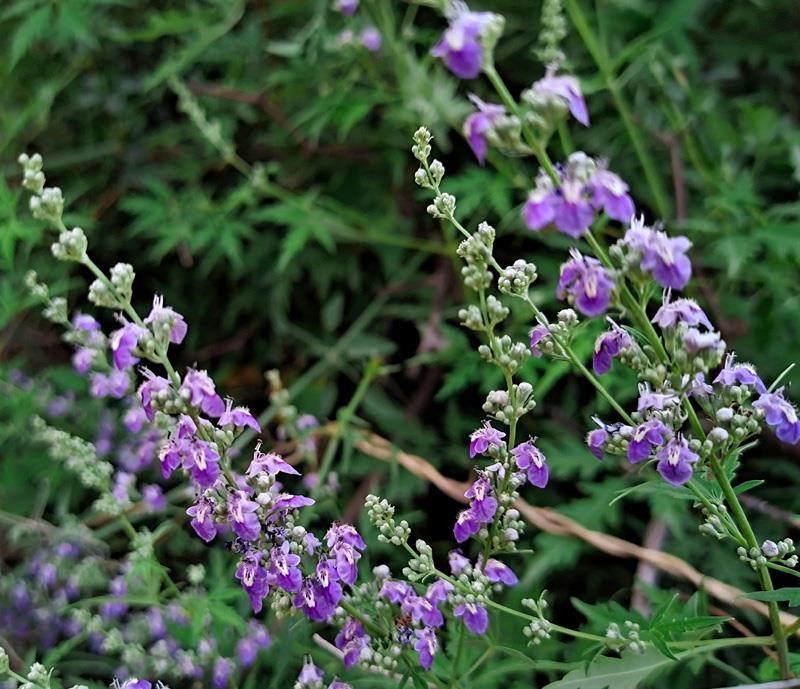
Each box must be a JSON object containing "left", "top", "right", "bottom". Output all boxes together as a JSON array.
[{"left": 2, "top": 1, "right": 800, "bottom": 688}]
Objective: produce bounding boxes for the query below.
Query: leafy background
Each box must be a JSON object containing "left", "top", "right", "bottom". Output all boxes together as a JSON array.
[{"left": 2, "top": 0, "right": 800, "bottom": 687}]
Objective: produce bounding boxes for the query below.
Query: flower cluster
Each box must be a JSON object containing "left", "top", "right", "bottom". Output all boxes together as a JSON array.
[{"left": 332, "top": 0, "right": 381, "bottom": 53}]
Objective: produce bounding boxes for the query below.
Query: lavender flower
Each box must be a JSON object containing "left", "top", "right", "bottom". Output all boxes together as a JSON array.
[
  {"left": 228, "top": 490, "right": 261, "bottom": 541},
  {"left": 714, "top": 353, "right": 766, "bottom": 394},
  {"left": 464, "top": 475, "right": 498, "bottom": 521},
  {"left": 463, "top": 96, "right": 505, "bottom": 165},
  {"left": 187, "top": 494, "right": 217, "bottom": 542},
  {"left": 335, "top": 618, "right": 369, "bottom": 668},
  {"left": 588, "top": 168, "right": 634, "bottom": 223},
  {"left": 482, "top": 558, "right": 518, "bottom": 585},
  {"left": 522, "top": 178, "right": 557, "bottom": 231},
  {"left": 557, "top": 249, "right": 614, "bottom": 317},
  {"left": 247, "top": 446, "right": 299, "bottom": 476},
  {"left": 110, "top": 321, "right": 144, "bottom": 370},
  {"left": 212, "top": 657, "right": 232, "bottom": 689},
  {"left": 431, "top": 7, "right": 497, "bottom": 79},
  {"left": 141, "top": 484, "right": 166, "bottom": 512},
  {"left": 656, "top": 436, "right": 698, "bottom": 486},
  {"left": 593, "top": 325, "right": 632, "bottom": 375},
  {"left": 236, "top": 550, "right": 269, "bottom": 613},
  {"left": 91, "top": 370, "right": 131, "bottom": 399},
  {"left": 219, "top": 401, "right": 261, "bottom": 432},
  {"left": 511, "top": 439, "right": 549, "bottom": 488},
  {"left": 624, "top": 217, "right": 692, "bottom": 290},
  {"left": 469, "top": 422, "right": 506, "bottom": 458},
  {"left": 413, "top": 627, "right": 438, "bottom": 670},
  {"left": 144, "top": 295, "right": 187, "bottom": 345},
  {"left": 180, "top": 369, "right": 225, "bottom": 418},
  {"left": 379, "top": 579, "right": 413, "bottom": 604},
  {"left": 296, "top": 657, "right": 325, "bottom": 687},
  {"left": 628, "top": 419, "right": 669, "bottom": 463},
  {"left": 360, "top": 27, "right": 382, "bottom": 52},
  {"left": 652, "top": 295, "right": 712, "bottom": 331},
  {"left": 586, "top": 424, "right": 608, "bottom": 459},
  {"left": 454, "top": 602, "right": 489, "bottom": 634},
  {"left": 139, "top": 371, "right": 171, "bottom": 421},
  {"left": 529, "top": 69, "right": 589, "bottom": 126},
  {"left": 529, "top": 324, "right": 551, "bottom": 357},
  {"left": 266, "top": 541, "right": 303, "bottom": 592},
  {"left": 754, "top": 389, "right": 800, "bottom": 444},
  {"left": 453, "top": 508, "right": 481, "bottom": 543},
  {"left": 334, "top": 0, "right": 358, "bottom": 15}
]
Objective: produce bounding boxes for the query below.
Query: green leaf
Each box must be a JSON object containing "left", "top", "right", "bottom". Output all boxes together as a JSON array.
[
  {"left": 9, "top": 5, "right": 51, "bottom": 68},
  {"left": 543, "top": 649, "right": 675, "bottom": 689},
  {"left": 744, "top": 588, "right": 800, "bottom": 607},
  {"left": 734, "top": 479, "right": 765, "bottom": 494}
]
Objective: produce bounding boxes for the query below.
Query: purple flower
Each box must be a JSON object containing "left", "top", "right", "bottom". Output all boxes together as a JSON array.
[
  {"left": 90, "top": 370, "right": 131, "bottom": 399},
  {"left": 589, "top": 168, "right": 634, "bottom": 222},
  {"left": 296, "top": 657, "right": 325, "bottom": 687},
  {"left": 656, "top": 436, "right": 698, "bottom": 486},
  {"left": 114, "top": 681, "right": 151, "bottom": 689},
  {"left": 464, "top": 475, "right": 497, "bottom": 522},
  {"left": 523, "top": 184, "right": 557, "bottom": 231},
  {"left": 180, "top": 369, "right": 225, "bottom": 418},
  {"left": 294, "top": 578, "right": 337, "bottom": 622},
  {"left": 688, "top": 372, "right": 713, "bottom": 398},
  {"left": 335, "top": 618, "right": 369, "bottom": 668},
  {"left": 266, "top": 541, "right": 303, "bottom": 593},
  {"left": 328, "top": 682, "right": 352, "bottom": 689},
  {"left": 449, "top": 550, "right": 470, "bottom": 575},
  {"left": 593, "top": 325, "right": 632, "bottom": 375},
  {"left": 652, "top": 296, "right": 712, "bottom": 331},
  {"left": 144, "top": 295, "right": 187, "bottom": 345},
  {"left": 714, "top": 353, "right": 766, "bottom": 394},
  {"left": 187, "top": 494, "right": 217, "bottom": 542},
  {"left": 335, "top": 0, "right": 358, "bottom": 15},
  {"left": 463, "top": 95, "right": 505, "bottom": 165},
  {"left": 431, "top": 8, "right": 496, "bottom": 79},
  {"left": 552, "top": 179, "right": 595, "bottom": 238},
  {"left": 219, "top": 401, "right": 261, "bottom": 432},
  {"left": 123, "top": 405, "right": 147, "bottom": 433},
  {"left": 183, "top": 440, "right": 221, "bottom": 488},
  {"left": 453, "top": 508, "right": 481, "bottom": 543},
  {"left": 380, "top": 580, "right": 413, "bottom": 604},
  {"left": 469, "top": 422, "right": 506, "bottom": 458},
  {"left": 73, "top": 313, "right": 101, "bottom": 331},
  {"left": 139, "top": 371, "right": 171, "bottom": 420},
  {"left": 637, "top": 385, "right": 679, "bottom": 412},
  {"left": 360, "top": 26, "right": 382, "bottom": 52},
  {"left": 511, "top": 439, "right": 549, "bottom": 488},
  {"left": 212, "top": 656, "right": 232, "bottom": 689},
  {"left": 268, "top": 493, "right": 315, "bottom": 521},
  {"left": 683, "top": 327, "right": 724, "bottom": 356},
  {"left": 247, "top": 447, "right": 299, "bottom": 477},
  {"left": 454, "top": 602, "right": 489, "bottom": 634},
  {"left": 110, "top": 321, "right": 144, "bottom": 370},
  {"left": 101, "top": 576, "right": 128, "bottom": 620},
  {"left": 235, "top": 550, "right": 269, "bottom": 613},
  {"left": 624, "top": 218, "right": 692, "bottom": 290},
  {"left": 426, "top": 579, "right": 454, "bottom": 604},
  {"left": 403, "top": 595, "right": 444, "bottom": 628},
  {"left": 754, "top": 389, "right": 800, "bottom": 444},
  {"left": 557, "top": 249, "right": 614, "bottom": 317},
  {"left": 482, "top": 558, "right": 518, "bottom": 585},
  {"left": 530, "top": 324, "right": 551, "bottom": 357},
  {"left": 142, "top": 484, "right": 166, "bottom": 512},
  {"left": 72, "top": 347, "right": 95, "bottom": 374},
  {"left": 628, "top": 419, "right": 669, "bottom": 463},
  {"left": 326, "top": 524, "right": 366, "bottom": 585},
  {"left": 529, "top": 71, "right": 589, "bottom": 126},
  {"left": 228, "top": 490, "right": 261, "bottom": 541},
  {"left": 413, "top": 627, "right": 438, "bottom": 670}
]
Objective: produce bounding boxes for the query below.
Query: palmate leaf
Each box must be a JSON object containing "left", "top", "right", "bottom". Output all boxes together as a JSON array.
[{"left": 543, "top": 649, "right": 675, "bottom": 689}]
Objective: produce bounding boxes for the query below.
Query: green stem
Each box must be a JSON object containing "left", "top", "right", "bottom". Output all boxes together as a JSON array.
[
  {"left": 709, "top": 455, "right": 790, "bottom": 678},
  {"left": 448, "top": 623, "right": 467, "bottom": 689},
  {"left": 563, "top": 0, "right": 671, "bottom": 218}
]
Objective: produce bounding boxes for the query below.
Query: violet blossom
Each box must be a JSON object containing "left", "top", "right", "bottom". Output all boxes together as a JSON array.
[
  {"left": 180, "top": 369, "right": 225, "bottom": 418},
  {"left": 624, "top": 217, "right": 692, "bottom": 290},
  {"left": 754, "top": 389, "right": 800, "bottom": 444},
  {"left": 588, "top": 168, "right": 635, "bottom": 223},
  {"left": 360, "top": 27, "right": 381, "bottom": 52},
  {"left": 464, "top": 475, "right": 498, "bottom": 521},
  {"left": 228, "top": 490, "right": 261, "bottom": 541},
  {"left": 144, "top": 295, "right": 187, "bottom": 344},
  {"left": 529, "top": 69, "right": 589, "bottom": 126},
  {"left": 557, "top": 249, "right": 614, "bottom": 317},
  {"left": 656, "top": 436, "right": 698, "bottom": 486},
  {"left": 235, "top": 550, "right": 269, "bottom": 613},
  {"left": 454, "top": 602, "right": 489, "bottom": 634},
  {"left": 187, "top": 494, "right": 217, "bottom": 542},
  {"left": 714, "top": 353, "right": 766, "bottom": 394},
  {"left": 335, "top": 618, "right": 369, "bottom": 668},
  {"left": 463, "top": 95, "right": 505, "bottom": 165},
  {"left": 511, "top": 439, "right": 549, "bottom": 488},
  {"left": 413, "top": 627, "right": 438, "bottom": 670},
  {"left": 110, "top": 320, "right": 144, "bottom": 370},
  {"left": 469, "top": 422, "right": 506, "bottom": 458},
  {"left": 593, "top": 324, "right": 632, "bottom": 375},
  {"left": 431, "top": 7, "right": 497, "bottom": 79},
  {"left": 652, "top": 294, "right": 713, "bottom": 331},
  {"left": 628, "top": 419, "right": 669, "bottom": 463},
  {"left": 453, "top": 508, "right": 481, "bottom": 543}
]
